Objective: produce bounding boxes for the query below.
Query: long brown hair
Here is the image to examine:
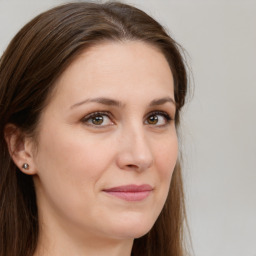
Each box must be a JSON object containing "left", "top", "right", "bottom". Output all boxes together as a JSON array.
[{"left": 0, "top": 2, "right": 188, "bottom": 256}]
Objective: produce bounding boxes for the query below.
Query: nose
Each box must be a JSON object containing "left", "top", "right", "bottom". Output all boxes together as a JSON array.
[{"left": 115, "top": 126, "right": 154, "bottom": 172}]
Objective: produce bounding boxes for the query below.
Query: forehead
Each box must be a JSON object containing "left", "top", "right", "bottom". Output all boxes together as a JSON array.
[{"left": 48, "top": 41, "right": 174, "bottom": 109}]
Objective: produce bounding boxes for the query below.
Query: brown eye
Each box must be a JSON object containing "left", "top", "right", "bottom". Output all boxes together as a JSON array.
[
  {"left": 147, "top": 115, "right": 158, "bottom": 125},
  {"left": 145, "top": 111, "right": 172, "bottom": 126},
  {"left": 91, "top": 115, "right": 104, "bottom": 125},
  {"left": 82, "top": 112, "right": 114, "bottom": 127}
]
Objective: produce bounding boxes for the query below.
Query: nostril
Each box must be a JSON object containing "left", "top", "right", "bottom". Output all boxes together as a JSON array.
[
  {"left": 127, "top": 164, "right": 136, "bottom": 168},
  {"left": 125, "top": 162, "right": 152, "bottom": 171}
]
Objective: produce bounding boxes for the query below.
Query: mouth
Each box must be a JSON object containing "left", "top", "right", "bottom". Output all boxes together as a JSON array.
[{"left": 102, "top": 184, "right": 153, "bottom": 201}]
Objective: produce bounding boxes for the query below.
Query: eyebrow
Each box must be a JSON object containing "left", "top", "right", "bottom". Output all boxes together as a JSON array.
[
  {"left": 70, "top": 96, "right": 176, "bottom": 109},
  {"left": 149, "top": 97, "right": 176, "bottom": 107},
  {"left": 70, "top": 97, "right": 123, "bottom": 109}
]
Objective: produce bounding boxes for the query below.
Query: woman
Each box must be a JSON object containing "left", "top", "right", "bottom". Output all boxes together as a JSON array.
[{"left": 0, "top": 2, "right": 188, "bottom": 256}]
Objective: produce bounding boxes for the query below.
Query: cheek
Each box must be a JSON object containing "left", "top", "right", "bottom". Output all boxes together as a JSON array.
[
  {"left": 33, "top": 125, "right": 117, "bottom": 227},
  {"left": 143, "top": 134, "right": 178, "bottom": 225},
  {"left": 35, "top": 124, "right": 113, "bottom": 179},
  {"left": 152, "top": 134, "right": 178, "bottom": 210},
  {"left": 154, "top": 135, "right": 178, "bottom": 181},
  {"left": 33, "top": 124, "right": 115, "bottom": 205}
]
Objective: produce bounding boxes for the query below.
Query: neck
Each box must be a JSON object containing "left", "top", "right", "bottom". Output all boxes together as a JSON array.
[
  {"left": 34, "top": 230, "right": 133, "bottom": 256},
  {"left": 33, "top": 213, "right": 133, "bottom": 256}
]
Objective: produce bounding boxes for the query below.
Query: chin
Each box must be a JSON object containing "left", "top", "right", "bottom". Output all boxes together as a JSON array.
[{"left": 107, "top": 213, "right": 157, "bottom": 240}]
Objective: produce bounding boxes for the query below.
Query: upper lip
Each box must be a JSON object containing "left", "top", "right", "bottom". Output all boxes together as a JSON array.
[{"left": 103, "top": 184, "right": 153, "bottom": 192}]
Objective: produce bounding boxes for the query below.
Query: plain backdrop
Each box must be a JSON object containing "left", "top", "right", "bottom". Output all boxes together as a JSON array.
[{"left": 0, "top": 1, "right": 255, "bottom": 256}]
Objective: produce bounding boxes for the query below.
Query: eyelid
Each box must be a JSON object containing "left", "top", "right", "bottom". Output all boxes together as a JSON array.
[
  {"left": 144, "top": 110, "right": 173, "bottom": 125},
  {"left": 81, "top": 110, "right": 173, "bottom": 128},
  {"left": 81, "top": 111, "right": 115, "bottom": 127}
]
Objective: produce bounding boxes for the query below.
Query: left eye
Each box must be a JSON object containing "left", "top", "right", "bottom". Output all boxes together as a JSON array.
[
  {"left": 82, "top": 112, "right": 114, "bottom": 127},
  {"left": 145, "top": 112, "right": 171, "bottom": 126}
]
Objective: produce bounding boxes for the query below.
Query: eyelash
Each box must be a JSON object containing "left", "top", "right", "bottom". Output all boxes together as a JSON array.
[
  {"left": 81, "top": 111, "right": 114, "bottom": 127},
  {"left": 81, "top": 111, "right": 173, "bottom": 127},
  {"left": 145, "top": 111, "right": 173, "bottom": 126}
]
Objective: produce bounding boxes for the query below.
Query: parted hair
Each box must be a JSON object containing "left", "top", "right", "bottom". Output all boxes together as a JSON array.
[{"left": 0, "top": 2, "right": 188, "bottom": 256}]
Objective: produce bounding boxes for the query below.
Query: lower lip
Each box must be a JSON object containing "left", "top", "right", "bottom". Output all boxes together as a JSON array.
[{"left": 104, "top": 191, "right": 151, "bottom": 201}]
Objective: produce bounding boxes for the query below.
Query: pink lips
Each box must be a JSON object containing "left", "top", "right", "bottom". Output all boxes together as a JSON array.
[{"left": 103, "top": 184, "right": 153, "bottom": 201}]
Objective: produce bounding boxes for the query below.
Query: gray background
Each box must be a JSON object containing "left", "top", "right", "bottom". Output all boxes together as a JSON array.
[{"left": 0, "top": 0, "right": 255, "bottom": 255}]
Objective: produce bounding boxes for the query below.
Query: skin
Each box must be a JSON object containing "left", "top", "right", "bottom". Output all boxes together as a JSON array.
[{"left": 10, "top": 41, "right": 178, "bottom": 256}]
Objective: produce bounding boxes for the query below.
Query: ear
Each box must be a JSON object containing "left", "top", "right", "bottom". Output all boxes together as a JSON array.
[{"left": 4, "top": 124, "right": 37, "bottom": 175}]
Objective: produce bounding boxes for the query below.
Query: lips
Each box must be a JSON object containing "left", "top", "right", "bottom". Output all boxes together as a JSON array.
[{"left": 103, "top": 184, "right": 153, "bottom": 201}]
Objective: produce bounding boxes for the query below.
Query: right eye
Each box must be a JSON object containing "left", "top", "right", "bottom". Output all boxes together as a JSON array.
[{"left": 82, "top": 112, "right": 114, "bottom": 127}]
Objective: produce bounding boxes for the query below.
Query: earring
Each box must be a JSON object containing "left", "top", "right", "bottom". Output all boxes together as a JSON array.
[{"left": 22, "top": 163, "right": 29, "bottom": 169}]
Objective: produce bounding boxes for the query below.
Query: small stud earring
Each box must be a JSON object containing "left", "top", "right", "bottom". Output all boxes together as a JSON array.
[{"left": 22, "top": 163, "right": 29, "bottom": 169}]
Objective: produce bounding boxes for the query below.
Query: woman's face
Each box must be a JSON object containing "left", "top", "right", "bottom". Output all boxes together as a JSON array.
[{"left": 31, "top": 41, "right": 178, "bottom": 242}]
